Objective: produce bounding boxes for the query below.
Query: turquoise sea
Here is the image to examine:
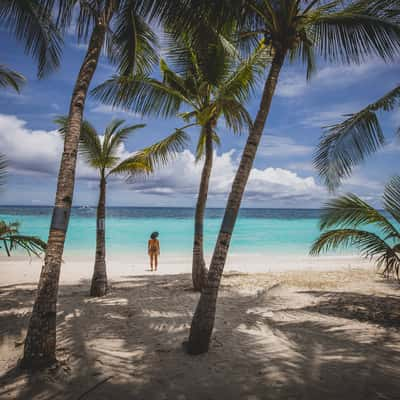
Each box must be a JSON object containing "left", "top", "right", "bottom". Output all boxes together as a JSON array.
[{"left": 0, "top": 206, "right": 384, "bottom": 257}]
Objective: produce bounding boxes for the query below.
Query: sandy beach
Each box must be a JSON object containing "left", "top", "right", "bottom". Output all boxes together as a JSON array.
[{"left": 1, "top": 256, "right": 400, "bottom": 399}]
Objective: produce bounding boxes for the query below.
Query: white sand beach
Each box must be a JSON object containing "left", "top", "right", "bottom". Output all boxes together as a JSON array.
[
  {"left": 1, "top": 255, "right": 400, "bottom": 399},
  {"left": 0, "top": 253, "right": 374, "bottom": 285}
]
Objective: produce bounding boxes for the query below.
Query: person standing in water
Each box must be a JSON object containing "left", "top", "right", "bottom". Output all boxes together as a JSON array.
[{"left": 148, "top": 232, "right": 160, "bottom": 272}]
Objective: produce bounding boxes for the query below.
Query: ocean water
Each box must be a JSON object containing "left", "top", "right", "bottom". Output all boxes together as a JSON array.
[{"left": 0, "top": 206, "right": 373, "bottom": 257}]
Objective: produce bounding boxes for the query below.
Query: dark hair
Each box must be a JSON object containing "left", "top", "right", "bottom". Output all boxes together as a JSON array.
[{"left": 150, "top": 231, "right": 159, "bottom": 239}]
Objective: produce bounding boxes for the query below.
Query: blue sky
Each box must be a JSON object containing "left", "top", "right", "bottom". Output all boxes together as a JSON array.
[{"left": 0, "top": 28, "right": 399, "bottom": 208}]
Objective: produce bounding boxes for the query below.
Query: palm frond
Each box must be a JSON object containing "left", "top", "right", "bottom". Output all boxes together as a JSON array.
[
  {"left": 0, "top": 0, "right": 63, "bottom": 77},
  {"left": 312, "top": 0, "right": 400, "bottom": 65},
  {"left": 319, "top": 193, "right": 400, "bottom": 239},
  {"left": 0, "top": 219, "right": 46, "bottom": 257},
  {"left": 108, "top": 152, "right": 152, "bottom": 176},
  {"left": 218, "top": 43, "right": 269, "bottom": 103},
  {"left": 55, "top": 115, "right": 102, "bottom": 168},
  {"left": 383, "top": 176, "right": 400, "bottom": 225},
  {"left": 108, "top": 1, "right": 158, "bottom": 76},
  {"left": 106, "top": 123, "right": 146, "bottom": 160},
  {"left": 0, "top": 64, "right": 25, "bottom": 92},
  {"left": 310, "top": 228, "right": 400, "bottom": 278},
  {"left": 91, "top": 75, "right": 185, "bottom": 118},
  {"left": 7, "top": 234, "right": 47, "bottom": 257},
  {"left": 314, "top": 85, "right": 400, "bottom": 190},
  {"left": 135, "top": 128, "right": 189, "bottom": 171}
]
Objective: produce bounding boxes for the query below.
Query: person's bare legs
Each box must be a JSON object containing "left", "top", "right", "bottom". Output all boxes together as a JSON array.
[
  {"left": 150, "top": 254, "right": 154, "bottom": 271},
  {"left": 154, "top": 254, "right": 158, "bottom": 271}
]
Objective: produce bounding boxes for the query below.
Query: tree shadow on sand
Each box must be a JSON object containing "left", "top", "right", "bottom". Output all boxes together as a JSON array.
[{"left": 0, "top": 274, "right": 399, "bottom": 400}]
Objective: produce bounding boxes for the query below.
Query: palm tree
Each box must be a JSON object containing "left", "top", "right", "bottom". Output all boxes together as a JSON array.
[
  {"left": 310, "top": 176, "right": 400, "bottom": 279},
  {"left": 184, "top": 0, "right": 400, "bottom": 355},
  {"left": 314, "top": 85, "right": 400, "bottom": 191},
  {"left": 0, "top": 220, "right": 46, "bottom": 257},
  {"left": 56, "top": 116, "right": 188, "bottom": 297},
  {"left": 92, "top": 35, "right": 266, "bottom": 290},
  {"left": 20, "top": 0, "right": 178, "bottom": 369}
]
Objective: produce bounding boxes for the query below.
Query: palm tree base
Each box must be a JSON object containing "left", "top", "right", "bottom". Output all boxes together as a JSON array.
[
  {"left": 90, "top": 281, "right": 108, "bottom": 297},
  {"left": 19, "top": 354, "right": 58, "bottom": 370}
]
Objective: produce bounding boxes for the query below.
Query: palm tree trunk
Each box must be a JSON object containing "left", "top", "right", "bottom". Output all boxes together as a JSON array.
[
  {"left": 186, "top": 51, "right": 286, "bottom": 355},
  {"left": 90, "top": 175, "right": 107, "bottom": 296},
  {"left": 20, "top": 18, "right": 111, "bottom": 369},
  {"left": 192, "top": 124, "right": 213, "bottom": 291}
]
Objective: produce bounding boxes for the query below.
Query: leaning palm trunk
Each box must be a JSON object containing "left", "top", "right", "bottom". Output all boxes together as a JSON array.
[
  {"left": 21, "top": 19, "right": 111, "bottom": 368},
  {"left": 192, "top": 126, "right": 213, "bottom": 291},
  {"left": 187, "top": 51, "right": 285, "bottom": 354},
  {"left": 90, "top": 175, "right": 108, "bottom": 296}
]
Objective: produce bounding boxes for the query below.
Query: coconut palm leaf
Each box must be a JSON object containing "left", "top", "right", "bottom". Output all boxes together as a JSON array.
[
  {"left": 55, "top": 115, "right": 103, "bottom": 167},
  {"left": 314, "top": 85, "right": 400, "bottom": 190},
  {"left": 383, "top": 176, "right": 400, "bottom": 225},
  {"left": 134, "top": 128, "right": 189, "bottom": 170},
  {"left": 319, "top": 193, "right": 400, "bottom": 239},
  {"left": 0, "top": 0, "right": 63, "bottom": 77},
  {"left": 0, "top": 64, "right": 26, "bottom": 92},
  {"left": 310, "top": 1, "right": 400, "bottom": 64},
  {"left": 108, "top": 153, "right": 152, "bottom": 176},
  {"left": 8, "top": 234, "right": 47, "bottom": 257},
  {"left": 0, "top": 220, "right": 46, "bottom": 257},
  {"left": 107, "top": 1, "right": 158, "bottom": 76},
  {"left": 310, "top": 228, "right": 400, "bottom": 278},
  {"left": 92, "top": 74, "right": 186, "bottom": 118}
]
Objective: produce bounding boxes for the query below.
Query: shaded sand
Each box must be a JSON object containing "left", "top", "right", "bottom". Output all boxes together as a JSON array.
[{"left": 1, "top": 269, "right": 400, "bottom": 399}]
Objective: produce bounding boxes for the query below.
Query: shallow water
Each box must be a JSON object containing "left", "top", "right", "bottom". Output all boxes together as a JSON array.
[{"left": 0, "top": 206, "right": 387, "bottom": 257}]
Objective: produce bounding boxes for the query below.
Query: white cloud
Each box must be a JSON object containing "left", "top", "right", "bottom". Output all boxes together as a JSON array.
[
  {"left": 0, "top": 113, "right": 329, "bottom": 204},
  {"left": 90, "top": 104, "right": 142, "bottom": 119},
  {"left": 133, "top": 149, "right": 326, "bottom": 202},
  {"left": 0, "top": 114, "right": 99, "bottom": 180},
  {"left": 258, "top": 135, "right": 312, "bottom": 157},
  {"left": 276, "top": 59, "right": 394, "bottom": 98}
]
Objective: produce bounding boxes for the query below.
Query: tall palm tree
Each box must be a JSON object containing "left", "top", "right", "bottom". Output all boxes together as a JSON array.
[
  {"left": 92, "top": 37, "right": 266, "bottom": 291},
  {"left": 20, "top": 0, "right": 182, "bottom": 369},
  {"left": 0, "top": 0, "right": 62, "bottom": 79},
  {"left": 310, "top": 176, "right": 400, "bottom": 279},
  {"left": 184, "top": 0, "right": 400, "bottom": 354},
  {"left": 314, "top": 85, "right": 400, "bottom": 191},
  {"left": 0, "top": 220, "right": 46, "bottom": 257},
  {"left": 56, "top": 116, "right": 188, "bottom": 297}
]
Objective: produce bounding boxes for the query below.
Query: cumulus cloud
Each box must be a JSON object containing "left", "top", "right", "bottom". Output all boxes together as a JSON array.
[
  {"left": 90, "top": 104, "right": 142, "bottom": 119},
  {"left": 1, "top": 113, "right": 330, "bottom": 204},
  {"left": 0, "top": 114, "right": 102, "bottom": 180},
  {"left": 132, "top": 149, "right": 326, "bottom": 202}
]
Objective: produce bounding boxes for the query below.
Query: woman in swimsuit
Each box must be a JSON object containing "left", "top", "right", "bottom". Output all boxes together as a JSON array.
[{"left": 148, "top": 232, "right": 160, "bottom": 272}]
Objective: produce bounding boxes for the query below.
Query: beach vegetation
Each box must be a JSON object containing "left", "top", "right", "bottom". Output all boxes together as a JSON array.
[
  {"left": 20, "top": 0, "right": 179, "bottom": 368},
  {"left": 0, "top": 220, "right": 46, "bottom": 257},
  {"left": 315, "top": 85, "right": 400, "bottom": 191},
  {"left": 92, "top": 35, "right": 267, "bottom": 291},
  {"left": 55, "top": 116, "right": 187, "bottom": 296},
  {"left": 185, "top": 0, "right": 400, "bottom": 355},
  {"left": 311, "top": 176, "right": 400, "bottom": 279}
]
